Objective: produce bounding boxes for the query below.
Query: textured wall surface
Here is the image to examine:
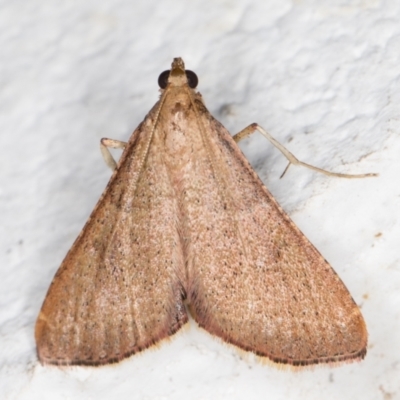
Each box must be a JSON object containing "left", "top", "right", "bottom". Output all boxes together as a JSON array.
[{"left": 1, "top": 0, "right": 399, "bottom": 399}]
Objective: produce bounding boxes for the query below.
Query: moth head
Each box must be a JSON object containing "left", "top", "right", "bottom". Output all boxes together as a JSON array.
[{"left": 158, "top": 57, "right": 198, "bottom": 89}]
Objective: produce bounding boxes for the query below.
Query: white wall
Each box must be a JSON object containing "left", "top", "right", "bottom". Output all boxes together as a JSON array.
[{"left": 1, "top": 1, "right": 399, "bottom": 399}]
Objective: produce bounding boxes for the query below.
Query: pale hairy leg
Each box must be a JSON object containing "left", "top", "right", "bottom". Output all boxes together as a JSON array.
[
  {"left": 233, "top": 123, "right": 377, "bottom": 179},
  {"left": 100, "top": 138, "right": 127, "bottom": 171}
]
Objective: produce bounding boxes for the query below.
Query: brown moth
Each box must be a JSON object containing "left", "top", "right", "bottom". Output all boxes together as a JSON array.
[{"left": 35, "top": 58, "right": 369, "bottom": 366}]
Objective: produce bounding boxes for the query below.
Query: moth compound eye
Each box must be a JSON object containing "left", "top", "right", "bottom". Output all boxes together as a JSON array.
[
  {"left": 158, "top": 70, "right": 170, "bottom": 89},
  {"left": 186, "top": 70, "right": 198, "bottom": 88}
]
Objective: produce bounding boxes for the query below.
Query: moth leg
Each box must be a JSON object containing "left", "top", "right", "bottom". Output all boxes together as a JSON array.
[
  {"left": 233, "top": 123, "right": 377, "bottom": 179},
  {"left": 100, "top": 138, "right": 127, "bottom": 171}
]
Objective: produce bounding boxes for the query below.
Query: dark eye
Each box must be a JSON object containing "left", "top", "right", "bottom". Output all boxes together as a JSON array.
[
  {"left": 185, "top": 70, "right": 198, "bottom": 88},
  {"left": 158, "top": 70, "right": 170, "bottom": 89},
  {"left": 157, "top": 69, "right": 199, "bottom": 89}
]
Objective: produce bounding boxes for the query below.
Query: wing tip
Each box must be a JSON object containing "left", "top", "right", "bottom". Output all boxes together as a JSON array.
[
  {"left": 36, "top": 316, "right": 189, "bottom": 367},
  {"left": 194, "top": 320, "right": 367, "bottom": 369}
]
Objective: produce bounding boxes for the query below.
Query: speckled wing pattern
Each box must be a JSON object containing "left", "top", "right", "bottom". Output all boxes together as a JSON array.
[
  {"left": 184, "top": 98, "right": 367, "bottom": 366},
  {"left": 36, "top": 58, "right": 367, "bottom": 366},
  {"left": 35, "top": 102, "right": 188, "bottom": 365}
]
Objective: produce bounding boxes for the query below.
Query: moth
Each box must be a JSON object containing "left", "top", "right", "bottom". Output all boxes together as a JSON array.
[{"left": 35, "top": 58, "right": 368, "bottom": 366}]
